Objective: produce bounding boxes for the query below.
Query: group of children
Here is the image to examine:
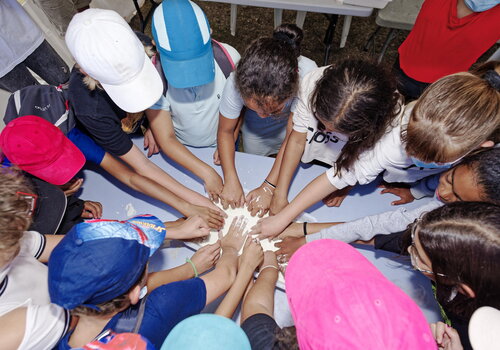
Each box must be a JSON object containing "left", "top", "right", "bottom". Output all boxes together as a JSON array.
[{"left": 0, "top": 0, "right": 499, "bottom": 349}]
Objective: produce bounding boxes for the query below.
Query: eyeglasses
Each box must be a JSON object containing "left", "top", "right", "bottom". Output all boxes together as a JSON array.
[{"left": 408, "top": 220, "right": 447, "bottom": 277}]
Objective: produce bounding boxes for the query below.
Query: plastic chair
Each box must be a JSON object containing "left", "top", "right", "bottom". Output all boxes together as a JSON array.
[{"left": 364, "top": 0, "right": 424, "bottom": 63}]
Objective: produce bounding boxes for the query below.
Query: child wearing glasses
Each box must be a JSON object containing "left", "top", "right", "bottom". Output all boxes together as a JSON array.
[
  {"left": 217, "top": 25, "right": 317, "bottom": 210},
  {"left": 252, "top": 62, "right": 500, "bottom": 239},
  {"left": 246, "top": 59, "right": 402, "bottom": 217},
  {"left": 402, "top": 202, "right": 500, "bottom": 350},
  {"left": 275, "top": 147, "right": 499, "bottom": 259}
]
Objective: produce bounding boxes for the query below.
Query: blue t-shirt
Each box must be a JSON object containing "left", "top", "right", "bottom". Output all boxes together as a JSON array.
[
  {"left": 67, "top": 128, "right": 105, "bottom": 165},
  {"left": 56, "top": 278, "right": 206, "bottom": 350}
]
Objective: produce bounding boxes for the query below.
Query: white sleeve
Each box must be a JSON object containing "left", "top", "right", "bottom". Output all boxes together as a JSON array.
[
  {"left": 306, "top": 200, "right": 443, "bottom": 243},
  {"left": 148, "top": 93, "right": 171, "bottom": 111},
  {"left": 19, "top": 231, "right": 46, "bottom": 259},
  {"left": 18, "top": 303, "right": 69, "bottom": 350},
  {"left": 292, "top": 71, "right": 317, "bottom": 133},
  {"left": 218, "top": 73, "right": 245, "bottom": 119},
  {"left": 220, "top": 43, "right": 241, "bottom": 65}
]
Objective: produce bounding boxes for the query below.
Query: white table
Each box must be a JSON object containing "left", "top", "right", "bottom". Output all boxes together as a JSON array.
[
  {"left": 79, "top": 137, "right": 441, "bottom": 326},
  {"left": 201, "top": 0, "right": 381, "bottom": 58}
]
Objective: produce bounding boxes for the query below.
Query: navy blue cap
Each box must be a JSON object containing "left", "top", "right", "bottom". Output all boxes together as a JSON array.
[{"left": 48, "top": 215, "right": 166, "bottom": 310}]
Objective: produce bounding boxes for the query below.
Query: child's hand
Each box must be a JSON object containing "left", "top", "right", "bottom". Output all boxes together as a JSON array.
[
  {"left": 191, "top": 241, "right": 221, "bottom": 275},
  {"left": 240, "top": 237, "right": 264, "bottom": 271},
  {"left": 275, "top": 236, "right": 306, "bottom": 263},
  {"left": 59, "top": 178, "right": 84, "bottom": 196},
  {"left": 81, "top": 200, "right": 103, "bottom": 219},
  {"left": 203, "top": 169, "right": 223, "bottom": 203},
  {"left": 143, "top": 128, "right": 160, "bottom": 157},
  {"left": 175, "top": 215, "right": 210, "bottom": 240},
  {"left": 213, "top": 148, "right": 221, "bottom": 165},
  {"left": 219, "top": 179, "right": 245, "bottom": 209},
  {"left": 430, "top": 322, "right": 463, "bottom": 350},
  {"left": 269, "top": 193, "right": 289, "bottom": 216},
  {"left": 322, "top": 186, "right": 352, "bottom": 207},
  {"left": 246, "top": 183, "right": 273, "bottom": 217},
  {"left": 220, "top": 216, "right": 247, "bottom": 253},
  {"left": 187, "top": 204, "right": 225, "bottom": 230},
  {"left": 250, "top": 215, "right": 289, "bottom": 240},
  {"left": 379, "top": 184, "right": 415, "bottom": 205}
]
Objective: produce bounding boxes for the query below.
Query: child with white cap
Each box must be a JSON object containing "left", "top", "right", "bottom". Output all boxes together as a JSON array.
[{"left": 65, "top": 8, "right": 225, "bottom": 229}]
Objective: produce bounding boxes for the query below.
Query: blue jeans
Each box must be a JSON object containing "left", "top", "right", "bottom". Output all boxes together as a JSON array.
[{"left": 0, "top": 40, "right": 70, "bottom": 93}]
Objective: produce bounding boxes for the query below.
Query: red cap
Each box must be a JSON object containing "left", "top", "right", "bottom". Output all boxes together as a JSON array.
[{"left": 0, "top": 116, "right": 86, "bottom": 185}]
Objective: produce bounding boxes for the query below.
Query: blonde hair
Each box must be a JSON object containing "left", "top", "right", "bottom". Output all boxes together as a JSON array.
[
  {"left": 0, "top": 168, "right": 33, "bottom": 253},
  {"left": 404, "top": 64, "right": 500, "bottom": 163}
]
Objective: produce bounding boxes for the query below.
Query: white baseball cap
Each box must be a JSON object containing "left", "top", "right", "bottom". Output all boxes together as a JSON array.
[
  {"left": 469, "top": 306, "right": 500, "bottom": 350},
  {"left": 65, "top": 9, "right": 163, "bottom": 113}
]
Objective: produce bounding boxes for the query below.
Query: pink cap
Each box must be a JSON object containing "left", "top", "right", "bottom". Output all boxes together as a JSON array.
[
  {"left": 0, "top": 116, "right": 86, "bottom": 185},
  {"left": 285, "top": 240, "right": 437, "bottom": 350}
]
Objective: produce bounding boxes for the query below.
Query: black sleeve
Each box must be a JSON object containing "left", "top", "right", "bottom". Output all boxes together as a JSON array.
[{"left": 241, "top": 313, "right": 280, "bottom": 350}]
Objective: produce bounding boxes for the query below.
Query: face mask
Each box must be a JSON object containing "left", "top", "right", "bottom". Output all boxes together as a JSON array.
[
  {"left": 464, "top": 0, "right": 500, "bottom": 12},
  {"left": 139, "top": 285, "right": 148, "bottom": 299},
  {"left": 411, "top": 157, "right": 454, "bottom": 169}
]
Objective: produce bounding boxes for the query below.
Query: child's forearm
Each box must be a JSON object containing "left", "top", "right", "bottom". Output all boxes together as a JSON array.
[
  {"left": 146, "top": 263, "right": 194, "bottom": 292},
  {"left": 38, "top": 235, "right": 64, "bottom": 263},
  {"left": 241, "top": 269, "right": 278, "bottom": 322},
  {"left": 215, "top": 264, "right": 256, "bottom": 318},
  {"left": 279, "top": 173, "right": 338, "bottom": 223},
  {"left": 274, "top": 130, "right": 306, "bottom": 199},
  {"left": 200, "top": 249, "right": 239, "bottom": 305}
]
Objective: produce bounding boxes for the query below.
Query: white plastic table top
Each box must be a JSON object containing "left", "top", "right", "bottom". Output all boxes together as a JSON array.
[
  {"left": 202, "top": 0, "right": 374, "bottom": 16},
  {"left": 78, "top": 137, "right": 441, "bottom": 325}
]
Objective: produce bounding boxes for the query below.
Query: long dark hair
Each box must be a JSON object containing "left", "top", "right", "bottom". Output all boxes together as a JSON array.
[
  {"left": 402, "top": 202, "right": 500, "bottom": 319},
  {"left": 235, "top": 37, "right": 298, "bottom": 105},
  {"left": 311, "top": 59, "right": 400, "bottom": 175},
  {"left": 272, "top": 24, "right": 303, "bottom": 58}
]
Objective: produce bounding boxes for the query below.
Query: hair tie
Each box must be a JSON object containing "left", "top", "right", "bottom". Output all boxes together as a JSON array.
[
  {"left": 484, "top": 70, "right": 500, "bottom": 91},
  {"left": 273, "top": 32, "right": 295, "bottom": 47}
]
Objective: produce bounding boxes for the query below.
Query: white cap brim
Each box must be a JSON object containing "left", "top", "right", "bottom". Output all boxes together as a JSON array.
[
  {"left": 101, "top": 53, "right": 163, "bottom": 113},
  {"left": 469, "top": 306, "right": 500, "bottom": 350}
]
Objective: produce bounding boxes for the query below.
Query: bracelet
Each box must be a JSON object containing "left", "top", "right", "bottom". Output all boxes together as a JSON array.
[
  {"left": 264, "top": 179, "right": 276, "bottom": 188},
  {"left": 303, "top": 222, "right": 308, "bottom": 236},
  {"left": 260, "top": 265, "right": 279, "bottom": 273},
  {"left": 186, "top": 258, "right": 198, "bottom": 278}
]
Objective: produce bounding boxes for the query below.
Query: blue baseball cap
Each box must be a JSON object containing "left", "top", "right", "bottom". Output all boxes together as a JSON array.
[
  {"left": 152, "top": 0, "right": 215, "bottom": 88},
  {"left": 48, "top": 215, "right": 166, "bottom": 310},
  {"left": 161, "top": 314, "right": 251, "bottom": 350}
]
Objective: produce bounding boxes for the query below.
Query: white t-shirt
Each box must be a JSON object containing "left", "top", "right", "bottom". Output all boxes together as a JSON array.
[
  {"left": 0, "top": 231, "right": 68, "bottom": 350},
  {"left": 292, "top": 66, "right": 348, "bottom": 165},
  {"left": 149, "top": 43, "right": 240, "bottom": 147},
  {"left": 219, "top": 55, "right": 318, "bottom": 156},
  {"left": 326, "top": 101, "right": 445, "bottom": 189}
]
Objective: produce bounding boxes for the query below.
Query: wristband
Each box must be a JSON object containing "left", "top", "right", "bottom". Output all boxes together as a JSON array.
[
  {"left": 303, "top": 222, "right": 308, "bottom": 236},
  {"left": 186, "top": 258, "right": 198, "bottom": 277},
  {"left": 260, "top": 265, "right": 279, "bottom": 272},
  {"left": 264, "top": 179, "right": 276, "bottom": 188}
]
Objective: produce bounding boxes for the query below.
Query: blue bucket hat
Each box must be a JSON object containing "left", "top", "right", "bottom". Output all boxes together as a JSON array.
[
  {"left": 152, "top": 0, "right": 215, "bottom": 88},
  {"left": 161, "top": 314, "right": 251, "bottom": 350},
  {"left": 48, "top": 215, "right": 166, "bottom": 310}
]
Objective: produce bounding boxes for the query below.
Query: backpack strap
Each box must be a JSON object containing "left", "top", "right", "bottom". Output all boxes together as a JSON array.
[
  {"left": 211, "top": 39, "right": 235, "bottom": 79},
  {"left": 112, "top": 295, "right": 148, "bottom": 334}
]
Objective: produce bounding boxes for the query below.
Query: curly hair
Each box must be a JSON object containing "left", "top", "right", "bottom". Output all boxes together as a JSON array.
[
  {"left": 0, "top": 167, "right": 33, "bottom": 253},
  {"left": 235, "top": 37, "right": 298, "bottom": 106},
  {"left": 402, "top": 202, "right": 500, "bottom": 319},
  {"left": 272, "top": 24, "right": 303, "bottom": 58},
  {"left": 311, "top": 59, "right": 400, "bottom": 175}
]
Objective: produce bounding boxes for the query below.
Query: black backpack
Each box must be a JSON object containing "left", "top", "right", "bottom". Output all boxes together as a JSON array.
[{"left": 3, "top": 84, "right": 75, "bottom": 135}]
